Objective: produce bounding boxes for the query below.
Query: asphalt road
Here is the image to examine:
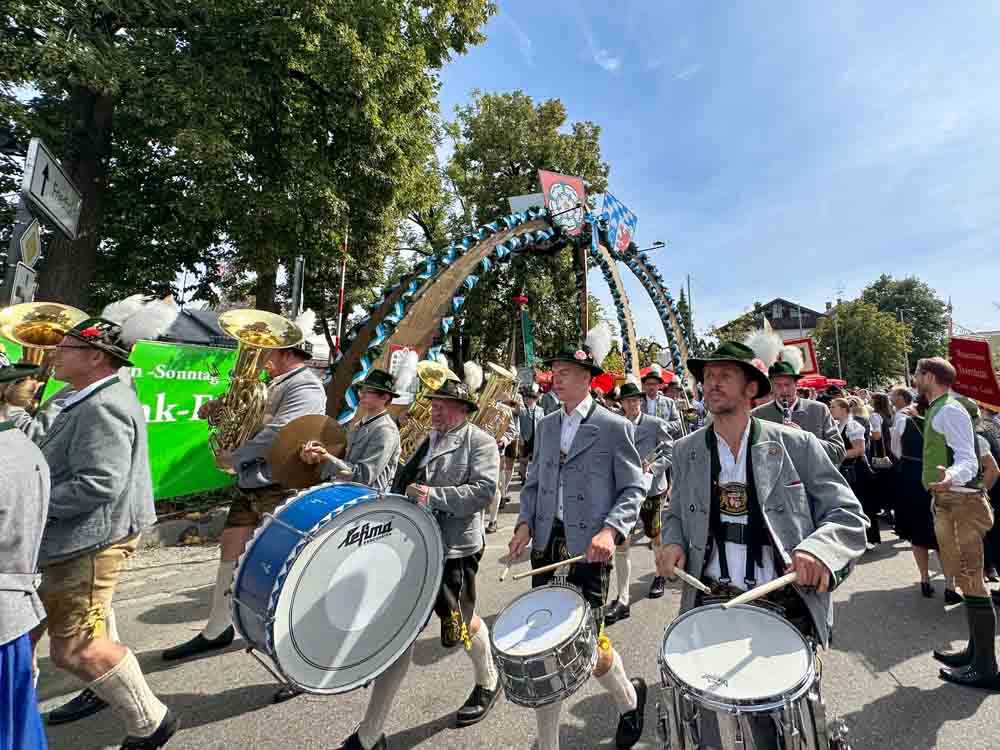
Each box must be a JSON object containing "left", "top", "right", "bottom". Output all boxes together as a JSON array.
[{"left": 37, "top": 487, "right": 1000, "bottom": 750}]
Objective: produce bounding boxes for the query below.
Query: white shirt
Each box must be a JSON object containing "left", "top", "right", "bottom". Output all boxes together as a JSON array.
[
  {"left": 558, "top": 395, "right": 593, "bottom": 519},
  {"left": 642, "top": 395, "right": 659, "bottom": 416},
  {"left": 703, "top": 419, "right": 779, "bottom": 590},
  {"left": 869, "top": 413, "right": 883, "bottom": 433},
  {"left": 931, "top": 399, "right": 980, "bottom": 489},
  {"left": 839, "top": 417, "right": 865, "bottom": 444},
  {"left": 63, "top": 375, "right": 117, "bottom": 409},
  {"left": 890, "top": 410, "right": 908, "bottom": 458}
]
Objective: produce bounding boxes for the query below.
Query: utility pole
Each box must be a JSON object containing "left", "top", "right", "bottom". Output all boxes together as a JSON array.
[
  {"left": 829, "top": 301, "right": 843, "bottom": 379},
  {"left": 899, "top": 308, "right": 910, "bottom": 387},
  {"left": 686, "top": 274, "right": 693, "bottom": 328}
]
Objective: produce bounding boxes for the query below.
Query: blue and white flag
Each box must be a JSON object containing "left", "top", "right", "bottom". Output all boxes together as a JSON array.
[{"left": 602, "top": 192, "right": 638, "bottom": 255}]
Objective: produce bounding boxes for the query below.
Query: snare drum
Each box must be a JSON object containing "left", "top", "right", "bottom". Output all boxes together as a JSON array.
[
  {"left": 491, "top": 584, "right": 598, "bottom": 708},
  {"left": 231, "top": 482, "right": 444, "bottom": 694},
  {"left": 657, "top": 604, "right": 828, "bottom": 749}
]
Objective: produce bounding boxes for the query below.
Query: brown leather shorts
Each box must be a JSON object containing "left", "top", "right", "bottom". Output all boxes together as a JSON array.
[{"left": 225, "top": 486, "right": 295, "bottom": 528}]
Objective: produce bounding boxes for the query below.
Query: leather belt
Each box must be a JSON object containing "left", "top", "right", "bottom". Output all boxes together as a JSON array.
[{"left": 718, "top": 522, "right": 766, "bottom": 545}]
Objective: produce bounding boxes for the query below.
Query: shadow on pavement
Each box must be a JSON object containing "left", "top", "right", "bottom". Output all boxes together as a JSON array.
[
  {"left": 137, "top": 583, "right": 213, "bottom": 626},
  {"left": 385, "top": 709, "right": 458, "bottom": 747}
]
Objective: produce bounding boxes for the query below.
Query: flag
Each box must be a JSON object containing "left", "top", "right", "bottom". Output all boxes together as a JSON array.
[
  {"left": 538, "top": 170, "right": 586, "bottom": 236},
  {"left": 602, "top": 192, "right": 638, "bottom": 255}
]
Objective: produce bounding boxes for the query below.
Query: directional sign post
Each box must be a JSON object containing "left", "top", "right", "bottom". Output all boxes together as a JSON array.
[
  {"left": 18, "top": 218, "right": 41, "bottom": 268},
  {"left": 23, "top": 138, "right": 82, "bottom": 241}
]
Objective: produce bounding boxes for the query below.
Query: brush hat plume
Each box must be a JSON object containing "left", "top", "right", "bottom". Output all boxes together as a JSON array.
[
  {"left": 463, "top": 361, "right": 484, "bottom": 392},
  {"left": 543, "top": 322, "right": 610, "bottom": 377}
]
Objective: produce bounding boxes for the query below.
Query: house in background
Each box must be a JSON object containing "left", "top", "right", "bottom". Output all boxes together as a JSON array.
[{"left": 719, "top": 297, "right": 827, "bottom": 342}]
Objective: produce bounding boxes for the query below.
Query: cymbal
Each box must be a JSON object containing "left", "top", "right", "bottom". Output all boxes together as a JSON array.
[{"left": 267, "top": 414, "right": 348, "bottom": 490}]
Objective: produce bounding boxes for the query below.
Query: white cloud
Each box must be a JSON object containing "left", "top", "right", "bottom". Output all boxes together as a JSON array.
[
  {"left": 674, "top": 63, "right": 701, "bottom": 81},
  {"left": 593, "top": 49, "right": 622, "bottom": 73},
  {"left": 572, "top": 6, "right": 623, "bottom": 73},
  {"left": 501, "top": 10, "right": 534, "bottom": 67}
]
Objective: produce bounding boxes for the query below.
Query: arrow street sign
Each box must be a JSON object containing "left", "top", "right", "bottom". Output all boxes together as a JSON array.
[
  {"left": 11, "top": 262, "right": 37, "bottom": 304},
  {"left": 17, "top": 218, "right": 42, "bottom": 268},
  {"left": 22, "top": 138, "right": 82, "bottom": 240}
]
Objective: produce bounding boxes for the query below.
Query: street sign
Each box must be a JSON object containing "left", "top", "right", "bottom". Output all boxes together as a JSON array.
[
  {"left": 10, "top": 263, "right": 36, "bottom": 304},
  {"left": 17, "top": 218, "right": 42, "bottom": 268},
  {"left": 22, "top": 138, "right": 82, "bottom": 240}
]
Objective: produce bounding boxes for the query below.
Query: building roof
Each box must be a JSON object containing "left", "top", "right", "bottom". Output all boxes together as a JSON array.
[{"left": 761, "top": 298, "right": 825, "bottom": 318}]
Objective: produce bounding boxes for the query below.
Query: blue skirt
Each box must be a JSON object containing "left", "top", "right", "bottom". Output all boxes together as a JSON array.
[{"left": 0, "top": 633, "right": 47, "bottom": 750}]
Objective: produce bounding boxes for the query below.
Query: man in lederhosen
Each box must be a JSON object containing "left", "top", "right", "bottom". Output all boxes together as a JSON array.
[
  {"left": 517, "top": 385, "right": 545, "bottom": 485},
  {"left": 509, "top": 346, "right": 648, "bottom": 750},
  {"left": 163, "top": 338, "right": 325, "bottom": 676},
  {"left": 640, "top": 364, "right": 683, "bottom": 439},
  {"left": 334, "top": 379, "right": 500, "bottom": 750},
  {"left": 299, "top": 369, "right": 400, "bottom": 492},
  {"left": 753, "top": 360, "right": 845, "bottom": 464},
  {"left": 606, "top": 380, "right": 673, "bottom": 624},
  {"left": 656, "top": 341, "right": 868, "bottom": 747}
]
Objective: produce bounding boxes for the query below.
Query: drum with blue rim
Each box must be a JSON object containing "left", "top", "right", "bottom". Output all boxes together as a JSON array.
[{"left": 231, "top": 481, "right": 444, "bottom": 694}]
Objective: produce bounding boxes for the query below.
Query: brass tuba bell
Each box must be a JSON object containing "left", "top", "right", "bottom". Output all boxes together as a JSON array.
[{"left": 397, "top": 359, "right": 459, "bottom": 465}]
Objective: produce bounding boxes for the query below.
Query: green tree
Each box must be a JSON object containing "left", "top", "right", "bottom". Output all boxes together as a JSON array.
[
  {"left": 709, "top": 302, "right": 765, "bottom": 344},
  {"left": 860, "top": 274, "right": 948, "bottom": 363},
  {"left": 601, "top": 341, "right": 625, "bottom": 375},
  {"left": 636, "top": 337, "right": 662, "bottom": 367},
  {"left": 813, "top": 300, "right": 910, "bottom": 386}
]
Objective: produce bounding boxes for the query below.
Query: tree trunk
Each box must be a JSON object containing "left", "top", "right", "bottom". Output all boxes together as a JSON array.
[
  {"left": 254, "top": 263, "right": 279, "bottom": 312},
  {"left": 36, "top": 88, "right": 114, "bottom": 311}
]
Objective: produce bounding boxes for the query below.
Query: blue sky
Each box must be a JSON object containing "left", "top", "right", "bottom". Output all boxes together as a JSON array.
[{"left": 437, "top": 2, "right": 1000, "bottom": 340}]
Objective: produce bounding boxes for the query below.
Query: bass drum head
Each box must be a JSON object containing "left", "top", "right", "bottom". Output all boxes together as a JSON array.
[
  {"left": 493, "top": 585, "right": 588, "bottom": 657},
  {"left": 271, "top": 494, "right": 444, "bottom": 694},
  {"left": 661, "top": 603, "right": 812, "bottom": 705}
]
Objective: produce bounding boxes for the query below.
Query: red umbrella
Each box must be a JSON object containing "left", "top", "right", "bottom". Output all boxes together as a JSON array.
[
  {"left": 591, "top": 372, "right": 615, "bottom": 394},
  {"left": 638, "top": 366, "right": 676, "bottom": 383},
  {"left": 797, "top": 374, "right": 847, "bottom": 389}
]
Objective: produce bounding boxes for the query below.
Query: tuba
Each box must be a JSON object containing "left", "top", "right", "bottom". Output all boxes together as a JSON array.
[
  {"left": 208, "top": 309, "right": 304, "bottom": 472},
  {"left": 472, "top": 362, "right": 517, "bottom": 441},
  {"left": 398, "top": 360, "right": 458, "bottom": 465},
  {"left": 0, "top": 302, "right": 89, "bottom": 411}
]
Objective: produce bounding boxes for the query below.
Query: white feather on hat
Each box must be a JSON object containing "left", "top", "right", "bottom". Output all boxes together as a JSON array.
[
  {"left": 585, "top": 321, "right": 613, "bottom": 367},
  {"left": 463, "top": 361, "right": 484, "bottom": 392},
  {"left": 119, "top": 298, "right": 180, "bottom": 348},
  {"left": 102, "top": 294, "right": 151, "bottom": 325},
  {"left": 778, "top": 345, "right": 805, "bottom": 375},
  {"left": 293, "top": 309, "right": 316, "bottom": 338},
  {"left": 433, "top": 352, "right": 451, "bottom": 370},
  {"left": 744, "top": 330, "right": 784, "bottom": 369}
]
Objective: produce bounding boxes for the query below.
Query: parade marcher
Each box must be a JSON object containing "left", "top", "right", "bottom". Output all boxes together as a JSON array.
[
  {"left": 29, "top": 318, "right": 177, "bottom": 748},
  {"left": 656, "top": 341, "right": 867, "bottom": 747},
  {"left": 606, "top": 380, "right": 673, "bottom": 623},
  {"left": 890, "top": 387, "right": 914, "bottom": 463},
  {"left": 830, "top": 398, "right": 878, "bottom": 549},
  {"left": 640, "top": 364, "right": 683, "bottom": 439},
  {"left": 517, "top": 386, "right": 544, "bottom": 484},
  {"left": 510, "top": 345, "right": 648, "bottom": 750},
  {"left": 752, "top": 360, "right": 846, "bottom": 465},
  {"left": 335, "top": 380, "right": 500, "bottom": 749},
  {"left": 487, "top": 396, "right": 519, "bottom": 534},
  {"left": 163, "top": 338, "right": 326, "bottom": 673},
  {"left": 299, "top": 369, "right": 400, "bottom": 492},
  {"left": 958, "top": 398, "right": 1000, "bottom": 584},
  {"left": 539, "top": 384, "right": 561, "bottom": 416},
  {"left": 915, "top": 358, "right": 1000, "bottom": 690},
  {"left": 0, "top": 361, "right": 49, "bottom": 750}
]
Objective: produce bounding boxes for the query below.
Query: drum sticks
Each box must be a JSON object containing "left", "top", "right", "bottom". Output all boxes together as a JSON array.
[
  {"left": 673, "top": 568, "right": 712, "bottom": 594},
  {"left": 722, "top": 571, "right": 799, "bottom": 609},
  {"left": 511, "top": 555, "right": 585, "bottom": 581}
]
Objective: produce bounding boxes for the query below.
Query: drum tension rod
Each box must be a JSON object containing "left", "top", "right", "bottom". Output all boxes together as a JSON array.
[
  {"left": 262, "top": 512, "right": 312, "bottom": 539},
  {"left": 247, "top": 648, "right": 295, "bottom": 689}
]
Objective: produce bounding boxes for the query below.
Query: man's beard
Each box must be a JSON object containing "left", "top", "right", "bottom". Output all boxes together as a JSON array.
[{"left": 707, "top": 393, "right": 741, "bottom": 416}]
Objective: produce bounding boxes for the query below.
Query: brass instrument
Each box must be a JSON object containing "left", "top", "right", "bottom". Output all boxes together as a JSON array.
[
  {"left": 397, "top": 360, "right": 459, "bottom": 465},
  {"left": 208, "top": 309, "right": 304, "bottom": 473},
  {"left": 0, "top": 302, "right": 88, "bottom": 411},
  {"left": 473, "top": 362, "right": 518, "bottom": 441}
]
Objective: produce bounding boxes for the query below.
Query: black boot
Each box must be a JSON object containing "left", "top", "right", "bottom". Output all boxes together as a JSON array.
[
  {"left": 615, "top": 677, "right": 646, "bottom": 748},
  {"left": 945, "top": 588, "right": 964, "bottom": 605},
  {"left": 940, "top": 599, "right": 1000, "bottom": 690},
  {"left": 47, "top": 688, "right": 109, "bottom": 725},
  {"left": 161, "top": 626, "right": 235, "bottom": 661},
  {"left": 120, "top": 709, "right": 180, "bottom": 749},
  {"left": 455, "top": 684, "right": 500, "bottom": 727},
  {"left": 336, "top": 731, "right": 386, "bottom": 750},
  {"left": 649, "top": 576, "right": 666, "bottom": 599},
  {"left": 934, "top": 605, "right": 974, "bottom": 668},
  {"left": 605, "top": 600, "right": 631, "bottom": 625}
]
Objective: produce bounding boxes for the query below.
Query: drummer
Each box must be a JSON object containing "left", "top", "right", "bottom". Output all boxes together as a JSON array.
[
  {"left": 509, "top": 345, "right": 648, "bottom": 750},
  {"left": 299, "top": 369, "right": 401, "bottom": 492},
  {"left": 335, "top": 379, "right": 500, "bottom": 750},
  {"left": 656, "top": 342, "right": 867, "bottom": 744}
]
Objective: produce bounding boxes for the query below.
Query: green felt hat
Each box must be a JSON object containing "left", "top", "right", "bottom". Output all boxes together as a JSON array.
[
  {"left": 769, "top": 361, "right": 803, "bottom": 380},
  {"left": 544, "top": 346, "right": 604, "bottom": 377},
  {"left": 687, "top": 341, "right": 771, "bottom": 399},
  {"left": 426, "top": 379, "right": 479, "bottom": 411},
  {"left": 619, "top": 382, "right": 642, "bottom": 400},
  {"left": 358, "top": 368, "right": 399, "bottom": 397}
]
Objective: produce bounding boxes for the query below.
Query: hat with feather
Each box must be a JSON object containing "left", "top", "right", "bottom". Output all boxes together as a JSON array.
[{"left": 544, "top": 322, "right": 611, "bottom": 377}]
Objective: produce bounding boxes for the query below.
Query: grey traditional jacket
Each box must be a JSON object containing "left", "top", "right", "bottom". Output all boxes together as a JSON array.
[
  {"left": 0, "top": 423, "right": 50, "bottom": 644},
  {"left": 753, "top": 397, "right": 846, "bottom": 465},
  {"left": 518, "top": 404, "right": 545, "bottom": 444},
  {"left": 518, "top": 403, "right": 646, "bottom": 556},
  {"left": 392, "top": 421, "right": 499, "bottom": 559},
  {"left": 539, "top": 391, "right": 561, "bottom": 416},
  {"left": 643, "top": 393, "right": 683, "bottom": 439},
  {"left": 8, "top": 384, "right": 75, "bottom": 443},
  {"left": 322, "top": 411, "right": 400, "bottom": 492},
  {"left": 661, "top": 418, "right": 868, "bottom": 646},
  {"left": 35, "top": 378, "right": 157, "bottom": 565},
  {"left": 629, "top": 412, "right": 673, "bottom": 496},
  {"left": 232, "top": 366, "right": 327, "bottom": 489}
]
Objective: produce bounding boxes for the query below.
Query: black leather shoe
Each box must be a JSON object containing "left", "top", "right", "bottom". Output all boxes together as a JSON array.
[
  {"left": 939, "top": 665, "right": 1000, "bottom": 690},
  {"left": 485, "top": 521, "right": 499, "bottom": 534},
  {"left": 272, "top": 684, "right": 304, "bottom": 703},
  {"left": 920, "top": 581, "right": 934, "bottom": 598},
  {"left": 945, "top": 589, "right": 964, "bottom": 605},
  {"left": 455, "top": 684, "right": 500, "bottom": 727},
  {"left": 649, "top": 576, "right": 666, "bottom": 599},
  {"left": 120, "top": 709, "right": 180, "bottom": 748},
  {"left": 48, "top": 688, "right": 109, "bottom": 725},
  {"left": 934, "top": 646, "right": 972, "bottom": 668},
  {"left": 615, "top": 677, "right": 646, "bottom": 748},
  {"left": 500, "top": 496, "right": 511, "bottom": 510},
  {"left": 605, "top": 600, "right": 630, "bottom": 625},
  {"left": 161, "top": 626, "right": 234, "bottom": 661},
  {"left": 336, "top": 732, "right": 386, "bottom": 750}
]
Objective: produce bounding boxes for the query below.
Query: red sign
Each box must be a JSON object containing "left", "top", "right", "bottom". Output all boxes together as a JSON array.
[
  {"left": 538, "top": 170, "right": 587, "bottom": 237},
  {"left": 949, "top": 337, "right": 1000, "bottom": 411},
  {"left": 783, "top": 337, "right": 819, "bottom": 376}
]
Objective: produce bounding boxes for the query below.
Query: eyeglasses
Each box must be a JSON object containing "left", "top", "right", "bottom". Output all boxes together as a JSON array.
[{"left": 54, "top": 344, "right": 94, "bottom": 351}]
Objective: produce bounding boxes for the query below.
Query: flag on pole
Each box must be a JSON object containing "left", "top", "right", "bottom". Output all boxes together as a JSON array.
[
  {"left": 538, "top": 170, "right": 587, "bottom": 237},
  {"left": 602, "top": 192, "right": 638, "bottom": 255}
]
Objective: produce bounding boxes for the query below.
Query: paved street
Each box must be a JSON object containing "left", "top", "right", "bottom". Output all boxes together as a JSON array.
[{"left": 38, "top": 487, "right": 1000, "bottom": 750}]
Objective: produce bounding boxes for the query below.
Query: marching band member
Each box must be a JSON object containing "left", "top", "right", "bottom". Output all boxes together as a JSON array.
[
  {"left": 299, "top": 369, "right": 400, "bottom": 492},
  {"left": 29, "top": 318, "right": 178, "bottom": 748},
  {"left": 606, "top": 380, "right": 674, "bottom": 624},
  {"left": 0, "top": 360, "right": 49, "bottom": 749},
  {"left": 335, "top": 380, "right": 500, "bottom": 749},
  {"left": 539, "top": 383, "right": 561, "bottom": 416},
  {"left": 656, "top": 341, "right": 867, "bottom": 746},
  {"left": 509, "top": 345, "right": 648, "bottom": 750},
  {"left": 752, "top": 359, "right": 846, "bottom": 465},
  {"left": 517, "top": 385, "right": 544, "bottom": 490},
  {"left": 162, "top": 338, "right": 325, "bottom": 674},
  {"left": 640, "top": 365, "right": 683, "bottom": 439},
  {"left": 487, "top": 396, "right": 519, "bottom": 534}
]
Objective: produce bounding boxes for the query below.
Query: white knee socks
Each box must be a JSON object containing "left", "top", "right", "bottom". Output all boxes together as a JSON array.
[
  {"left": 535, "top": 700, "right": 562, "bottom": 750},
  {"left": 596, "top": 649, "right": 637, "bottom": 714},
  {"left": 467, "top": 622, "right": 499, "bottom": 690},
  {"left": 89, "top": 649, "right": 168, "bottom": 738},
  {"left": 614, "top": 546, "right": 632, "bottom": 606},
  {"left": 202, "top": 560, "right": 236, "bottom": 640},
  {"left": 106, "top": 606, "right": 120, "bottom": 643},
  {"left": 488, "top": 488, "right": 503, "bottom": 524},
  {"left": 358, "top": 642, "right": 415, "bottom": 749}
]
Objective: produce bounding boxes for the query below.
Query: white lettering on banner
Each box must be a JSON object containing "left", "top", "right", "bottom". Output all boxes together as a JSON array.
[
  {"left": 141, "top": 393, "right": 215, "bottom": 424},
  {"left": 152, "top": 363, "right": 220, "bottom": 385}
]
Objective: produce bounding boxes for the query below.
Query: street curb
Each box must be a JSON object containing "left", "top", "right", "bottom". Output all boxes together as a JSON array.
[{"left": 142, "top": 507, "right": 229, "bottom": 549}]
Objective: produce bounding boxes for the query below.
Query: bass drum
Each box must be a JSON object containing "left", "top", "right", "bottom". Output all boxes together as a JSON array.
[{"left": 231, "top": 482, "right": 444, "bottom": 694}]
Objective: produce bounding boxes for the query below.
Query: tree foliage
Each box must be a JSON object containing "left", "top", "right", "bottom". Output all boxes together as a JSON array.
[
  {"left": 813, "top": 300, "right": 910, "bottom": 386},
  {"left": 635, "top": 337, "right": 662, "bottom": 367},
  {"left": 708, "top": 302, "right": 765, "bottom": 344},
  {"left": 860, "top": 274, "right": 949, "bottom": 363}
]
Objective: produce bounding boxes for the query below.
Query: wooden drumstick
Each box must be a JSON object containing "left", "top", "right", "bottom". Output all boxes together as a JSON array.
[
  {"left": 673, "top": 568, "right": 712, "bottom": 594},
  {"left": 511, "top": 555, "right": 585, "bottom": 581},
  {"left": 499, "top": 563, "right": 511, "bottom": 582},
  {"left": 722, "top": 571, "right": 799, "bottom": 609}
]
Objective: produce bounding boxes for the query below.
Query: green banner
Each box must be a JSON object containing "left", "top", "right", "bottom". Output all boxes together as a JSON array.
[
  {"left": 1, "top": 337, "right": 238, "bottom": 501},
  {"left": 521, "top": 308, "right": 536, "bottom": 365}
]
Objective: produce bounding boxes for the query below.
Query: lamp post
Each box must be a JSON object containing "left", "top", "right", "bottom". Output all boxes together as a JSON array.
[
  {"left": 828, "top": 301, "right": 843, "bottom": 380},
  {"left": 899, "top": 308, "right": 911, "bottom": 386}
]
